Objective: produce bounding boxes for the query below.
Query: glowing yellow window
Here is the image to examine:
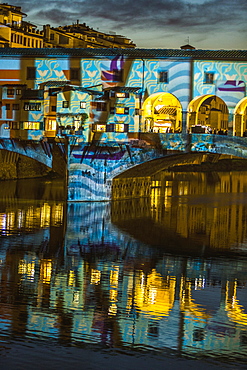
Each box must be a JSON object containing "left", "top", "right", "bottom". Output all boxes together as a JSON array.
[
  {"left": 115, "top": 124, "right": 125, "bottom": 132},
  {"left": 115, "top": 107, "right": 125, "bottom": 114}
]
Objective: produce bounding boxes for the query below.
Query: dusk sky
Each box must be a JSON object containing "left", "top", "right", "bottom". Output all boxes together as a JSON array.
[{"left": 9, "top": 0, "right": 247, "bottom": 49}]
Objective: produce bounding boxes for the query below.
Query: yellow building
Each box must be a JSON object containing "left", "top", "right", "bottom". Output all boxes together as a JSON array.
[
  {"left": 0, "top": 3, "right": 43, "bottom": 48},
  {"left": 0, "top": 3, "right": 135, "bottom": 49}
]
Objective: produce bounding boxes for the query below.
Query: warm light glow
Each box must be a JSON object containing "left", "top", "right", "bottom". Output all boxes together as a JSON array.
[
  {"left": 134, "top": 269, "right": 176, "bottom": 318},
  {"left": 40, "top": 259, "right": 52, "bottom": 284},
  {"left": 68, "top": 270, "right": 76, "bottom": 286},
  {"left": 91, "top": 269, "right": 101, "bottom": 285}
]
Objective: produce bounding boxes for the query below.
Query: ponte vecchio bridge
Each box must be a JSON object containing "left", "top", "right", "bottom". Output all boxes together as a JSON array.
[{"left": 0, "top": 48, "right": 246, "bottom": 200}]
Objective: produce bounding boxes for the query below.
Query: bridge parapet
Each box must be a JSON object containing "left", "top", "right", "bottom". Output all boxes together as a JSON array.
[{"left": 190, "top": 134, "right": 247, "bottom": 158}]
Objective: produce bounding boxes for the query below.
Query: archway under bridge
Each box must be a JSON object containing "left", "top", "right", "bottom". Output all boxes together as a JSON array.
[
  {"left": 187, "top": 95, "right": 229, "bottom": 134},
  {"left": 234, "top": 97, "right": 247, "bottom": 137},
  {"left": 142, "top": 92, "right": 182, "bottom": 133},
  {"left": 111, "top": 152, "right": 223, "bottom": 200}
]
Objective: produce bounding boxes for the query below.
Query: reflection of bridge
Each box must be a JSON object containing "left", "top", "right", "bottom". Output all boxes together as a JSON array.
[
  {"left": 1, "top": 132, "right": 247, "bottom": 200},
  {"left": 1, "top": 199, "right": 247, "bottom": 359}
]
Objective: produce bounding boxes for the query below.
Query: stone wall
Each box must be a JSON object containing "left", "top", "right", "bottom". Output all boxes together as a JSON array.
[{"left": 0, "top": 150, "right": 52, "bottom": 180}]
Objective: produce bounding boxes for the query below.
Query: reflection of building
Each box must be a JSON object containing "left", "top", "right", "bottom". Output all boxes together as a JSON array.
[
  {"left": 147, "top": 170, "right": 247, "bottom": 251},
  {"left": 0, "top": 198, "right": 247, "bottom": 360},
  {"left": 1, "top": 243, "right": 247, "bottom": 359},
  {"left": 111, "top": 170, "right": 247, "bottom": 252}
]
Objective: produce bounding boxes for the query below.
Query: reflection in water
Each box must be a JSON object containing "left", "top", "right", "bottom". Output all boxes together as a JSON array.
[{"left": 0, "top": 174, "right": 247, "bottom": 367}]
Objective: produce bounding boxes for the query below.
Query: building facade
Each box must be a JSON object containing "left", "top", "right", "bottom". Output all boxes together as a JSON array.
[
  {"left": 0, "top": 48, "right": 246, "bottom": 140},
  {"left": 0, "top": 3, "right": 135, "bottom": 49}
]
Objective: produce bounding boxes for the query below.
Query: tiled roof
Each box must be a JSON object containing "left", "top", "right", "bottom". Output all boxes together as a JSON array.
[{"left": 0, "top": 48, "right": 246, "bottom": 60}]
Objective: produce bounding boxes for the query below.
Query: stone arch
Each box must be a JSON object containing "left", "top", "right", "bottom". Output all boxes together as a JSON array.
[
  {"left": 142, "top": 92, "right": 182, "bottom": 133},
  {"left": 187, "top": 95, "right": 229, "bottom": 134},
  {"left": 234, "top": 97, "right": 247, "bottom": 137}
]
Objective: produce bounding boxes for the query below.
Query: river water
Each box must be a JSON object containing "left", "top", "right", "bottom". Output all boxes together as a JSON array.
[{"left": 0, "top": 171, "right": 247, "bottom": 369}]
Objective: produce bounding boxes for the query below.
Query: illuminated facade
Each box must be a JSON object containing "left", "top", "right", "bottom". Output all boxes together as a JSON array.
[
  {"left": 0, "top": 3, "right": 43, "bottom": 48},
  {"left": 0, "top": 48, "right": 246, "bottom": 140}
]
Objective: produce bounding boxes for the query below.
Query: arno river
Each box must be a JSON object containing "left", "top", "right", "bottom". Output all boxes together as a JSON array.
[{"left": 0, "top": 171, "right": 247, "bottom": 369}]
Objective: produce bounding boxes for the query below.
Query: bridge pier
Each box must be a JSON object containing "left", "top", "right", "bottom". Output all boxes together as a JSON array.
[{"left": 66, "top": 138, "right": 165, "bottom": 202}]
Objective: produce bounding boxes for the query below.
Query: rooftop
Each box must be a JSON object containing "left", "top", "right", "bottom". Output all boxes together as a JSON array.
[{"left": 0, "top": 48, "right": 246, "bottom": 60}]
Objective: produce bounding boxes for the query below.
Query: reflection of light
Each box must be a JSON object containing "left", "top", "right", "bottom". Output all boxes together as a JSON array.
[
  {"left": 109, "top": 289, "right": 118, "bottom": 302},
  {"left": 40, "top": 203, "right": 51, "bottom": 228},
  {"left": 108, "top": 303, "right": 117, "bottom": 316},
  {"left": 51, "top": 204, "right": 63, "bottom": 226},
  {"left": 17, "top": 210, "right": 25, "bottom": 229},
  {"left": 18, "top": 259, "right": 35, "bottom": 280},
  {"left": 135, "top": 270, "right": 176, "bottom": 318},
  {"left": 0, "top": 213, "right": 7, "bottom": 232},
  {"left": 7, "top": 212, "right": 15, "bottom": 230},
  {"left": 68, "top": 270, "right": 75, "bottom": 286},
  {"left": 110, "top": 266, "right": 119, "bottom": 287},
  {"left": 180, "top": 280, "right": 211, "bottom": 319},
  {"left": 195, "top": 276, "right": 206, "bottom": 290},
  {"left": 40, "top": 259, "right": 52, "bottom": 284},
  {"left": 225, "top": 280, "right": 247, "bottom": 326},
  {"left": 91, "top": 269, "right": 101, "bottom": 285},
  {"left": 109, "top": 267, "right": 119, "bottom": 314},
  {"left": 73, "top": 291, "right": 80, "bottom": 305}
]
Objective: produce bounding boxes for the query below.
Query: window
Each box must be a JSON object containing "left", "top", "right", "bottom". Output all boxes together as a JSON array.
[
  {"left": 27, "top": 67, "right": 36, "bottom": 80},
  {"left": 158, "top": 71, "right": 168, "bottom": 83},
  {"left": 115, "top": 107, "right": 129, "bottom": 114},
  {"left": 51, "top": 105, "right": 56, "bottom": 112},
  {"left": 70, "top": 68, "right": 80, "bottom": 80},
  {"left": 5, "top": 104, "right": 10, "bottom": 110},
  {"left": 115, "top": 123, "right": 128, "bottom": 132},
  {"left": 115, "top": 124, "right": 125, "bottom": 132},
  {"left": 115, "top": 92, "right": 129, "bottom": 98},
  {"left": 80, "top": 101, "right": 86, "bottom": 109},
  {"left": 63, "top": 101, "right": 69, "bottom": 108},
  {"left": 113, "top": 69, "right": 123, "bottom": 82},
  {"left": 7, "top": 88, "right": 14, "bottom": 96},
  {"left": 16, "top": 89, "right": 22, "bottom": 95},
  {"left": 204, "top": 72, "right": 214, "bottom": 84},
  {"left": 10, "top": 121, "right": 20, "bottom": 129},
  {"left": 50, "top": 33, "right": 55, "bottom": 40},
  {"left": 24, "top": 103, "right": 41, "bottom": 111},
  {"left": 106, "top": 124, "right": 115, "bottom": 132},
  {"left": 46, "top": 119, "right": 57, "bottom": 131},
  {"left": 93, "top": 123, "right": 106, "bottom": 132},
  {"left": 96, "top": 102, "right": 107, "bottom": 111},
  {"left": 59, "top": 35, "right": 69, "bottom": 44},
  {"left": 13, "top": 104, "right": 19, "bottom": 110},
  {"left": 23, "top": 121, "right": 40, "bottom": 130}
]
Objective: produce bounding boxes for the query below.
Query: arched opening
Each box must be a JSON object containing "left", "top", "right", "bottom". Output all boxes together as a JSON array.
[
  {"left": 234, "top": 97, "right": 247, "bottom": 137},
  {"left": 187, "top": 95, "right": 229, "bottom": 134},
  {"left": 142, "top": 92, "right": 182, "bottom": 133}
]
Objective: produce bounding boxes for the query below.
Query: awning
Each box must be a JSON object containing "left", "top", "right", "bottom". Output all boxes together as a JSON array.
[{"left": 105, "top": 86, "right": 141, "bottom": 93}]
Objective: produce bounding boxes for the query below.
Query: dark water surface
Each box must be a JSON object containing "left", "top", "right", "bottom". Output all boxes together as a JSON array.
[{"left": 0, "top": 173, "right": 247, "bottom": 369}]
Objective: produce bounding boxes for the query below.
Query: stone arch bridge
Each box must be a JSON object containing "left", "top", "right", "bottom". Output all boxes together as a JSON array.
[{"left": 1, "top": 133, "right": 247, "bottom": 200}]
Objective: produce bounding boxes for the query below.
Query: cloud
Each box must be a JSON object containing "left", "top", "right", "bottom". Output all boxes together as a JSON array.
[{"left": 11, "top": 0, "right": 247, "bottom": 48}]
